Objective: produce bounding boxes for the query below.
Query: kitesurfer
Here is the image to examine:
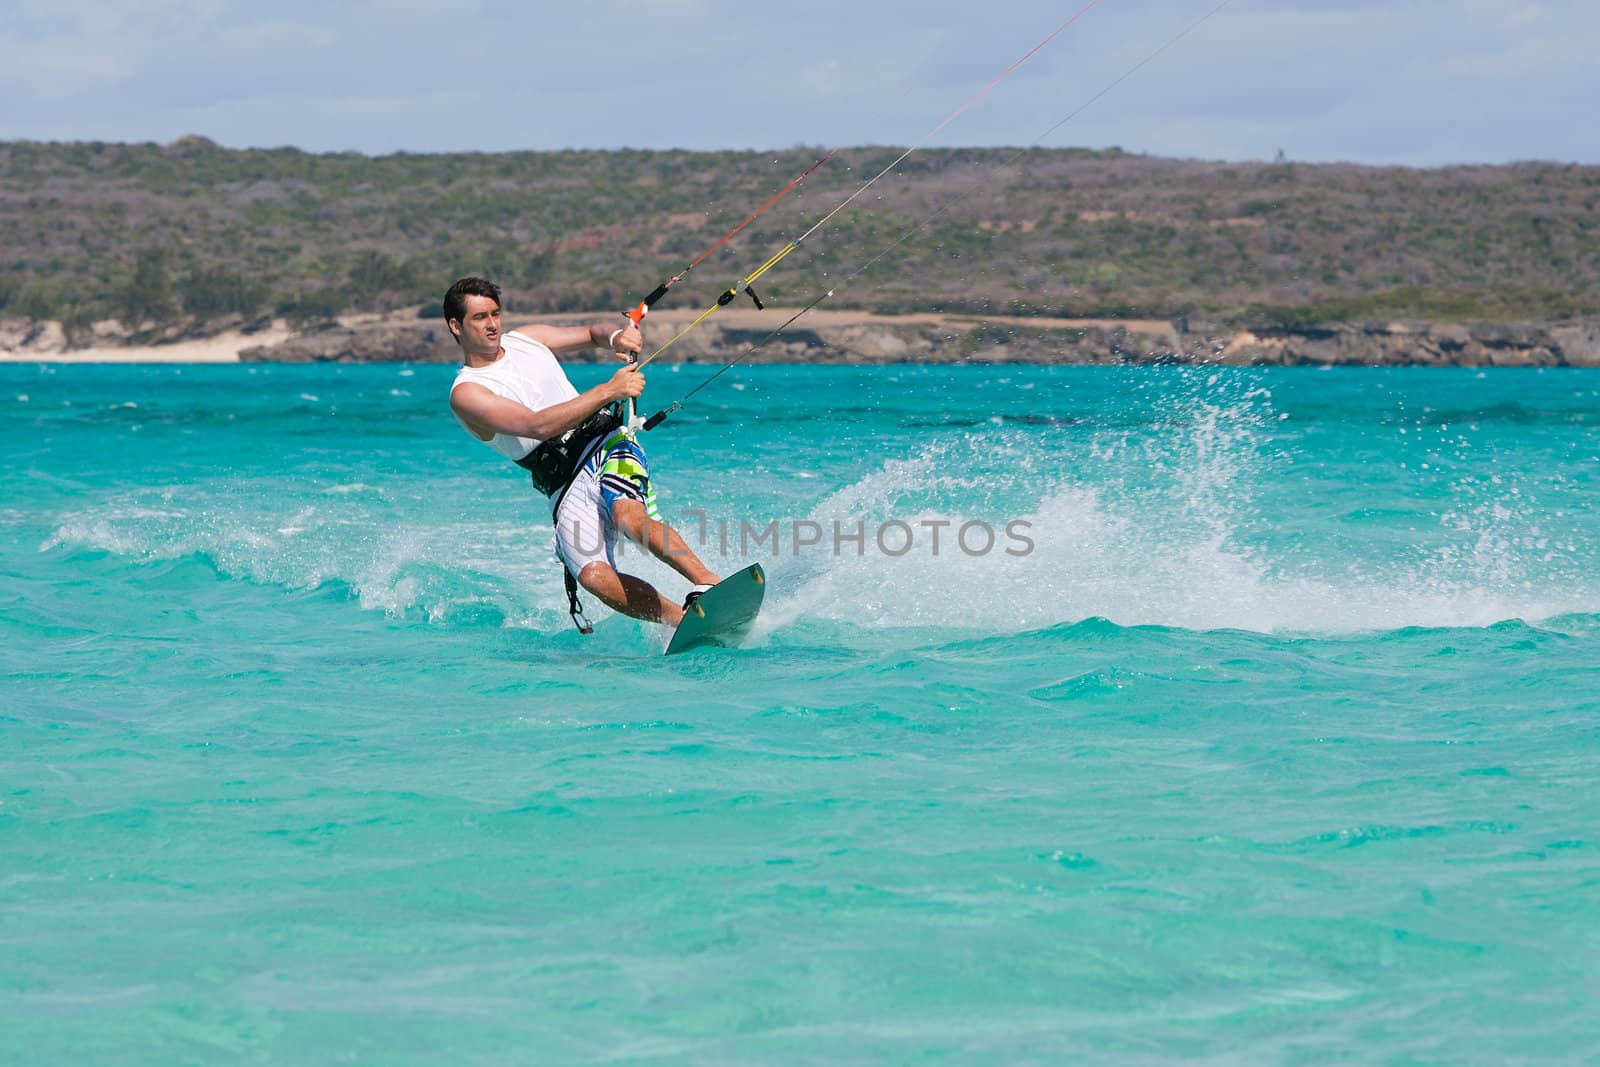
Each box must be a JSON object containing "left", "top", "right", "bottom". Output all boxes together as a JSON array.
[{"left": 444, "top": 276, "right": 719, "bottom": 630}]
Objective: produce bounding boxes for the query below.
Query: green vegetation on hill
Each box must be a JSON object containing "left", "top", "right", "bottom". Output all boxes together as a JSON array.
[{"left": 1, "top": 136, "right": 1596, "bottom": 341}]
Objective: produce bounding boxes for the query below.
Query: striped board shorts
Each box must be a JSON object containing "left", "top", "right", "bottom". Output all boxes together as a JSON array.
[{"left": 552, "top": 430, "right": 661, "bottom": 578}]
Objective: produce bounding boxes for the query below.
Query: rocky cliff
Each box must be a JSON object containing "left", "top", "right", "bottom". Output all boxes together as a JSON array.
[{"left": 232, "top": 309, "right": 1600, "bottom": 368}]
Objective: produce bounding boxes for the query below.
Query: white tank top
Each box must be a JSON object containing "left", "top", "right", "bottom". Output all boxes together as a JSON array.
[{"left": 449, "top": 331, "right": 580, "bottom": 461}]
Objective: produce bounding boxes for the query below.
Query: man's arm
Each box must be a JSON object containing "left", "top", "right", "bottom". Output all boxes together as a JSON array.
[
  {"left": 450, "top": 364, "right": 645, "bottom": 444},
  {"left": 513, "top": 321, "right": 643, "bottom": 357}
]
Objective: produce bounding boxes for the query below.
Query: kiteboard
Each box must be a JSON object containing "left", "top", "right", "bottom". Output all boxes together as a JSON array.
[{"left": 665, "top": 563, "right": 765, "bottom": 656}]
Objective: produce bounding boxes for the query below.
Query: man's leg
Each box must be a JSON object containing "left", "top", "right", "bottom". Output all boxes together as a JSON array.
[
  {"left": 594, "top": 435, "right": 720, "bottom": 589},
  {"left": 575, "top": 560, "right": 685, "bottom": 627},
  {"left": 609, "top": 498, "right": 720, "bottom": 587}
]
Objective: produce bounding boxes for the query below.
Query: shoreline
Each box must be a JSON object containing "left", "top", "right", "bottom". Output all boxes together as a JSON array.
[
  {"left": 2, "top": 309, "right": 1597, "bottom": 367},
  {"left": 0, "top": 320, "right": 295, "bottom": 364}
]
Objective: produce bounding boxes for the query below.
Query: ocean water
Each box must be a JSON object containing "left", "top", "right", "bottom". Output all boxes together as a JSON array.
[{"left": 3, "top": 360, "right": 1597, "bottom": 1064}]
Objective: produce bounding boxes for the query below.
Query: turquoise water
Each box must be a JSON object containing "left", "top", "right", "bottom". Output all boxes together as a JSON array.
[{"left": 3, "top": 362, "right": 1597, "bottom": 1063}]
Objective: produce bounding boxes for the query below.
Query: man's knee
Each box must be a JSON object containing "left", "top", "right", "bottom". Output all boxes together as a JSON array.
[{"left": 576, "top": 561, "right": 620, "bottom": 598}]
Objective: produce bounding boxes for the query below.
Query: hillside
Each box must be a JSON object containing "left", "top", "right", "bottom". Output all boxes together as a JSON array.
[{"left": 1, "top": 138, "right": 1597, "bottom": 352}]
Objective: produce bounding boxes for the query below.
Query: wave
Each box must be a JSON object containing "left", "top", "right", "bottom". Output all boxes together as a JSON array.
[
  {"left": 39, "top": 372, "right": 1599, "bottom": 640},
  {"left": 42, "top": 487, "right": 578, "bottom": 630},
  {"left": 762, "top": 483, "right": 1598, "bottom": 635},
  {"left": 758, "top": 380, "right": 1599, "bottom": 637}
]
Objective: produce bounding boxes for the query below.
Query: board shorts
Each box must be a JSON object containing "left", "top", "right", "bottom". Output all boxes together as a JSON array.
[{"left": 552, "top": 429, "right": 662, "bottom": 579}]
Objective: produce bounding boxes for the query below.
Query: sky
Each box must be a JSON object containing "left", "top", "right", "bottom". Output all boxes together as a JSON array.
[{"left": 0, "top": 0, "right": 1594, "bottom": 166}]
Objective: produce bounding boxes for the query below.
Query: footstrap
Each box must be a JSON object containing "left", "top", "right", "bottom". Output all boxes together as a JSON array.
[{"left": 563, "top": 567, "right": 593, "bottom": 635}]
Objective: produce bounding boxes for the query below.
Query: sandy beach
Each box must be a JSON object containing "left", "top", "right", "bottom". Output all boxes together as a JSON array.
[
  {"left": 0, "top": 320, "right": 294, "bottom": 364},
  {"left": 0, "top": 309, "right": 1176, "bottom": 364}
]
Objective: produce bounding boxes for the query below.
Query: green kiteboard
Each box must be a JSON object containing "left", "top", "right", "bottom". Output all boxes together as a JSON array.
[{"left": 665, "top": 563, "right": 766, "bottom": 656}]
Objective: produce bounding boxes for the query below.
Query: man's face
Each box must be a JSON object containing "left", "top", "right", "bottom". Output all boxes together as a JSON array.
[{"left": 453, "top": 294, "right": 502, "bottom": 354}]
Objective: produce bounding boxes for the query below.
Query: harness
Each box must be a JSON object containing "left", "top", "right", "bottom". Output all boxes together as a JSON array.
[
  {"left": 515, "top": 408, "right": 623, "bottom": 498},
  {"left": 515, "top": 407, "right": 625, "bottom": 634}
]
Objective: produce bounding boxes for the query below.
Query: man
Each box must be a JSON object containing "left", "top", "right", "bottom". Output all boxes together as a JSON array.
[{"left": 444, "top": 276, "right": 720, "bottom": 631}]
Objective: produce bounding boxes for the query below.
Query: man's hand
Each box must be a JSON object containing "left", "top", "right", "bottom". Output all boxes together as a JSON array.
[
  {"left": 611, "top": 322, "right": 643, "bottom": 360},
  {"left": 607, "top": 363, "right": 645, "bottom": 403}
]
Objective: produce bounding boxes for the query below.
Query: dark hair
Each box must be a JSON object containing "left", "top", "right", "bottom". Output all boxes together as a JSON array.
[{"left": 442, "top": 276, "right": 501, "bottom": 325}]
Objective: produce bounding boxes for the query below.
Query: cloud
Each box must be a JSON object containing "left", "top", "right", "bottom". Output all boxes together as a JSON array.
[{"left": 0, "top": 0, "right": 1593, "bottom": 164}]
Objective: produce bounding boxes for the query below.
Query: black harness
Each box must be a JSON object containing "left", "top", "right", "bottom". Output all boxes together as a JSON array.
[
  {"left": 515, "top": 407, "right": 624, "bottom": 634},
  {"left": 515, "top": 408, "right": 623, "bottom": 498}
]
